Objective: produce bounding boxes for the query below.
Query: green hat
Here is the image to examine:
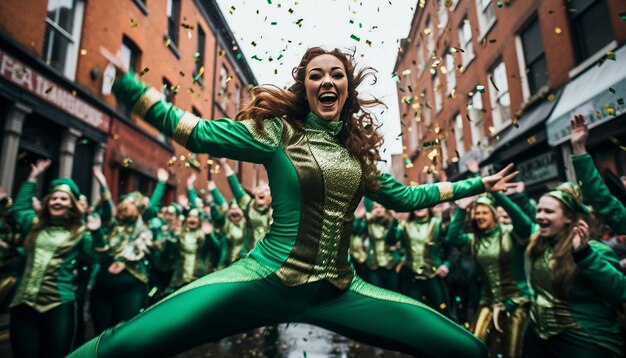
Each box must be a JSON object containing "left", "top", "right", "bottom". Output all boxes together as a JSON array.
[
  {"left": 555, "top": 182, "right": 583, "bottom": 204},
  {"left": 474, "top": 195, "right": 497, "bottom": 215},
  {"left": 167, "top": 202, "right": 183, "bottom": 216},
  {"left": 49, "top": 178, "right": 81, "bottom": 201},
  {"left": 545, "top": 189, "right": 590, "bottom": 216},
  {"left": 119, "top": 191, "right": 146, "bottom": 208}
]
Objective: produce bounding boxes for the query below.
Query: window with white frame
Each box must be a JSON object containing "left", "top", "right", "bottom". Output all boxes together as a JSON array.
[
  {"left": 519, "top": 16, "right": 547, "bottom": 96},
  {"left": 454, "top": 113, "right": 465, "bottom": 156},
  {"left": 488, "top": 60, "right": 511, "bottom": 132},
  {"left": 44, "top": 0, "right": 84, "bottom": 80},
  {"left": 475, "top": 0, "right": 495, "bottom": 35},
  {"left": 441, "top": 138, "right": 449, "bottom": 168},
  {"left": 219, "top": 65, "right": 229, "bottom": 108},
  {"left": 568, "top": 0, "right": 614, "bottom": 64},
  {"left": 234, "top": 84, "right": 241, "bottom": 112},
  {"left": 468, "top": 92, "right": 485, "bottom": 147},
  {"left": 121, "top": 36, "right": 141, "bottom": 73},
  {"left": 433, "top": 76, "right": 443, "bottom": 113},
  {"left": 437, "top": 0, "right": 448, "bottom": 35},
  {"left": 459, "top": 18, "right": 474, "bottom": 67},
  {"left": 426, "top": 19, "right": 435, "bottom": 57},
  {"left": 195, "top": 25, "right": 206, "bottom": 79},
  {"left": 162, "top": 78, "right": 173, "bottom": 104},
  {"left": 445, "top": 50, "right": 456, "bottom": 94},
  {"left": 166, "top": 0, "right": 181, "bottom": 46}
]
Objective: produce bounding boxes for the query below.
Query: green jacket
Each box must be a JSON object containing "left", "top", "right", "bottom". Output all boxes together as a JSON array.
[
  {"left": 11, "top": 181, "right": 107, "bottom": 313},
  {"left": 572, "top": 153, "right": 626, "bottom": 234},
  {"left": 529, "top": 240, "right": 626, "bottom": 355},
  {"left": 447, "top": 193, "right": 532, "bottom": 309},
  {"left": 394, "top": 216, "right": 446, "bottom": 279},
  {"left": 227, "top": 174, "right": 272, "bottom": 250},
  {"left": 112, "top": 72, "right": 486, "bottom": 290}
]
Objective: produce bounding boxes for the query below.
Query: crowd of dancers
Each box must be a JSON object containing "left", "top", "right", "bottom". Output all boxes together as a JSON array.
[{"left": 1, "top": 46, "right": 626, "bottom": 357}]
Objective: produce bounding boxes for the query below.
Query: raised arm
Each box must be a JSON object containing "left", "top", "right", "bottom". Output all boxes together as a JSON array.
[
  {"left": 492, "top": 192, "right": 533, "bottom": 242},
  {"left": 186, "top": 174, "right": 199, "bottom": 209},
  {"left": 570, "top": 114, "right": 626, "bottom": 234},
  {"left": 221, "top": 158, "right": 251, "bottom": 207},
  {"left": 112, "top": 72, "right": 281, "bottom": 164},
  {"left": 92, "top": 165, "right": 114, "bottom": 222},
  {"left": 12, "top": 159, "right": 51, "bottom": 235},
  {"left": 446, "top": 197, "right": 475, "bottom": 249}
]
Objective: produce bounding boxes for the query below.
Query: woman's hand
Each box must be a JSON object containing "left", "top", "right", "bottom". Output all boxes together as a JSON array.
[
  {"left": 100, "top": 46, "right": 128, "bottom": 76},
  {"left": 87, "top": 213, "right": 102, "bottom": 231},
  {"left": 28, "top": 159, "right": 52, "bottom": 182},
  {"left": 435, "top": 265, "right": 449, "bottom": 278},
  {"left": 157, "top": 168, "right": 170, "bottom": 183},
  {"left": 572, "top": 219, "right": 590, "bottom": 253},
  {"left": 456, "top": 195, "right": 476, "bottom": 210},
  {"left": 570, "top": 114, "right": 588, "bottom": 156},
  {"left": 186, "top": 174, "right": 197, "bottom": 189},
  {"left": 482, "top": 164, "right": 518, "bottom": 193},
  {"left": 92, "top": 165, "right": 108, "bottom": 187},
  {"left": 108, "top": 261, "right": 126, "bottom": 275}
]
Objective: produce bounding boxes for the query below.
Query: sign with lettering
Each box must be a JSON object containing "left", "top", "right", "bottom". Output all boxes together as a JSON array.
[
  {"left": 0, "top": 48, "right": 110, "bottom": 132},
  {"left": 517, "top": 151, "right": 558, "bottom": 186}
]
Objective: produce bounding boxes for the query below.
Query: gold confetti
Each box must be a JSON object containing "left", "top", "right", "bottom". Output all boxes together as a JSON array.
[
  {"left": 123, "top": 157, "right": 133, "bottom": 167},
  {"left": 554, "top": 27, "right": 562, "bottom": 34},
  {"left": 225, "top": 76, "right": 232, "bottom": 83},
  {"left": 130, "top": 18, "right": 138, "bottom": 28},
  {"left": 401, "top": 69, "right": 412, "bottom": 75},
  {"left": 45, "top": 86, "right": 54, "bottom": 94},
  {"left": 527, "top": 136, "right": 537, "bottom": 144},
  {"left": 229, "top": 6, "right": 236, "bottom": 14},
  {"left": 80, "top": 49, "right": 87, "bottom": 56},
  {"left": 138, "top": 67, "right": 150, "bottom": 77}
]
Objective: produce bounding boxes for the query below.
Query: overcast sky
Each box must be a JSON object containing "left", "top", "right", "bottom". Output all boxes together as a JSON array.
[{"left": 216, "top": 0, "right": 419, "bottom": 165}]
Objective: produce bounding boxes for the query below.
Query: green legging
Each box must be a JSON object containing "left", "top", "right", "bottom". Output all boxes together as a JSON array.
[{"left": 69, "top": 257, "right": 487, "bottom": 358}]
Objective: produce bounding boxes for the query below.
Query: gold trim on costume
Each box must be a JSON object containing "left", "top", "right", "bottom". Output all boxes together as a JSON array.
[
  {"left": 52, "top": 184, "right": 77, "bottom": 200},
  {"left": 95, "top": 245, "right": 110, "bottom": 253},
  {"left": 131, "top": 87, "right": 162, "bottom": 118},
  {"left": 436, "top": 182, "right": 454, "bottom": 201},
  {"left": 172, "top": 112, "right": 200, "bottom": 146},
  {"left": 100, "top": 190, "right": 111, "bottom": 202}
]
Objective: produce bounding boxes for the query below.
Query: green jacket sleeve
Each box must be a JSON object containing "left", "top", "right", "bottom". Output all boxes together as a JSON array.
[
  {"left": 211, "top": 186, "right": 228, "bottom": 214},
  {"left": 363, "top": 197, "right": 374, "bottom": 213},
  {"left": 143, "top": 180, "right": 166, "bottom": 222},
  {"left": 572, "top": 153, "right": 626, "bottom": 234},
  {"left": 446, "top": 208, "right": 472, "bottom": 249},
  {"left": 93, "top": 186, "right": 114, "bottom": 223},
  {"left": 12, "top": 181, "right": 38, "bottom": 236},
  {"left": 79, "top": 225, "right": 109, "bottom": 262},
  {"left": 188, "top": 187, "right": 199, "bottom": 209},
  {"left": 227, "top": 174, "right": 251, "bottom": 208},
  {"left": 112, "top": 72, "right": 281, "bottom": 165},
  {"left": 366, "top": 174, "right": 484, "bottom": 212},
  {"left": 510, "top": 192, "right": 536, "bottom": 220},
  {"left": 493, "top": 192, "right": 533, "bottom": 242},
  {"left": 574, "top": 241, "right": 626, "bottom": 304}
]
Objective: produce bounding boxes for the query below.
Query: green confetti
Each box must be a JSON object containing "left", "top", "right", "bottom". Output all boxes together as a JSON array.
[
  {"left": 267, "top": 0, "right": 272, "bottom": 3},
  {"left": 148, "top": 286, "right": 158, "bottom": 297},
  {"left": 476, "top": 85, "right": 485, "bottom": 93},
  {"left": 497, "top": 1, "right": 503, "bottom": 7},
  {"left": 349, "top": 19, "right": 354, "bottom": 24},
  {"left": 271, "top": 21, "right": 277, "bottom": 25},
  {"left": 609, "top": 87, "right": 616, "bottom": 94},
  {"left": 236, "top": 53, "right": 243, "bottom": 60},
  {"left": 618, "top": 98, "right": 624, "bottom": 105},
  {"left": 620, "top": 12, "right": 626, "bottom": 21},
  {"left": 277, "top": 53, "right": 284, "bottom": 60},
  {"left": 350, "top": 34, "right": 361, "bottom": 42},
  {"left": 194, "top": 52, "right": 200, "bottom": 58},
  {"left": 607, "top": 52, "right": 616, "bottom": 61}
]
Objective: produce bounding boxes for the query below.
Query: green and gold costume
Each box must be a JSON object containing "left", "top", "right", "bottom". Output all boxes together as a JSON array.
[
  {"left": 365, "top": 212, "right": 400, "bottom": 291},
  {"left": 10, "top": 180, "right": 106, "bottom": 357},
  {"left": 211, "top": 185, "right": 248, "bottom": 266},
  {"left": 447, "top": 193, "right": 532, "bottom": 358},
  {"left": 227, "top": 173, "right": 272, "bottom": 250},
  {"left": 69, "top": 72, "right": 488, "bottom": 358}
]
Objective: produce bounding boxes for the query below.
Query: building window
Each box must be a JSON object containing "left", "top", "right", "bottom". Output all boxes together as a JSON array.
[
  {"left": 121, "top": 36, "right": 141, "bottom": 73},
  {"left": 43, "top": 0, "right": 85, "bottom": 80},
  {"left": 454, "top": 113, "right": 465, "bottom": 156},
  {"left": 475, "top": 0, "right": 495, "bottom": 35},
  {"left": 468, "top": 93, "right": 485, "bottom": 147},
  {"left": 166, "top": 0, "right": 181, "bottom": 47},
  {"left": 459, "top": 18, "right": 474, "bottom": 67},
  {"left": 426, "top": 19, "right": 435, "bottom": 57},
  {"left": 195, "top": 25, "right": 206, "bottom": 79},
  {"left": 219, "top": 65, "right": 229, "bottom": 109},
  {"left": 445, "top": 50, "right": 456, "bottom": 94},
  {"left": 441, "top": 138, "right": 448, "bottom": 168},
  {"left": 234, "top": 84, "right": 241, "bottom": 112},
  {"left": 488, "top": 60, "right": 511, "bottom": 133},
  {"left": 421, "top": 90, "right": 432, "bottom": 127},
  {"left": 433, "top": 76, "right": 443, "bottom": 113},
  {"left": 416, "top": 42, "right": 425, "bottom": 76},
  {"left": 520, "top": 16, "right": 547, "bottom": 96},
  {"left": 568, "top": 0, "right": 613, "bottom": 64},
  {"left": 162, "top": 78, "right": 173, "bottom": 104},
  {"left": 437, "top": 0, "right": 448, "bottom": 35},
  {"left": 408, "top": 116, "right": 418, "bottom": 152}
]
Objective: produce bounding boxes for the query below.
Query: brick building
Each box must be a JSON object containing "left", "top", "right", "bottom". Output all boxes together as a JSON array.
[
  {"left": 0, "top": 0, "right": 257, "bottom": 204},
  {"left": 394, "top": 0, "right": 626, "bottom": 197}
]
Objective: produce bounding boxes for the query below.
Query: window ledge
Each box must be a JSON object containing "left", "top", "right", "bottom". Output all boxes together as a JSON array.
[
  {"left": 164, "top": 34, "right": 181, "bottom": 59},
  {"left": 132, "top": 0, "right": 149, "bottom": 15},
  {"left": 568, "top": 40, "right": 617, "bottom": 79}
]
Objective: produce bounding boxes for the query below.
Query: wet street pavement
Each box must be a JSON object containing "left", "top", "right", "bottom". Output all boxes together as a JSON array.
[{"left": 0, "top": 317, "right": 412, "bottom": 357}]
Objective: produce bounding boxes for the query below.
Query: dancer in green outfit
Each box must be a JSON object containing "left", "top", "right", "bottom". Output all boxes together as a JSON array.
[
  {"left": 70, "top": 46, "right": 518, "bottom": 357},
  {"left": 363, "top": 201, "right": 401, "bottom": 292},
  {"left": 10, "top": 159, "right": 107, "bottom": 358},
  {"left": 447, "top": 192, "right": 533, "bottom": 358},
  {"left": 522, "top": 186, "right": 626, "bottom": 357},
  {"left": 208, "top": 180, "right": 248, "bottom": 267},
  {"left": 219, "top": 158, "right": 272, "bottom": 251},
  {"left": 393, "top": 207, "right": 453, "bottom": 318}
]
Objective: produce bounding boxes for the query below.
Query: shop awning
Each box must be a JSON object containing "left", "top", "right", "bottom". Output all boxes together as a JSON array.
[
  {"left": 491, "top": 89, "right": 561, "bottom": 154},
  {"left": 546, "top": 45, "right": 626, "bottom": 146}
]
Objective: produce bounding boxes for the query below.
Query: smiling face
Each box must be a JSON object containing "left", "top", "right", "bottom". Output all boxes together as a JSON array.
[
  {"left": 304, "top": 54, "right": 348, "bottom": 122},
  {"left": 228, "top": 203, "right": 244, "bottom": 223},
  {"left": 474, "top": 204, "right": 496, "bottom": 231},
  {"left": 536, "top": 195, "right": 573, "bottom": 238},
  {"left": 253, "top": 184, "right": 272, "bottom": 208},
  {"left": 47, "top": 191, "right": 74, "bottom": 218}
]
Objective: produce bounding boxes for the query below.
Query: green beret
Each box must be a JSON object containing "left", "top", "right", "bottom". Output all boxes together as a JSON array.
[
  {"left": 119, "top": 191, "right": 146, "bottom": 208},
  {"left": 49, "top": 178, "right": 81, "bottom": 200}
]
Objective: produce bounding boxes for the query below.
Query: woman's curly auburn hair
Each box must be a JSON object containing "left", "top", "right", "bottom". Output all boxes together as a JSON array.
[{"left": 234, "top": 47, "right": 385, "bottom": 192}]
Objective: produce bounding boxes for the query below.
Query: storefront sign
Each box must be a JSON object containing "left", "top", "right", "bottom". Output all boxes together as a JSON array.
[
  {"left": 517, "top": 151, "right": 558, "bottom": 186},
  {"left": 0, "top": 48, "right": 110, "bottom": 132}
]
